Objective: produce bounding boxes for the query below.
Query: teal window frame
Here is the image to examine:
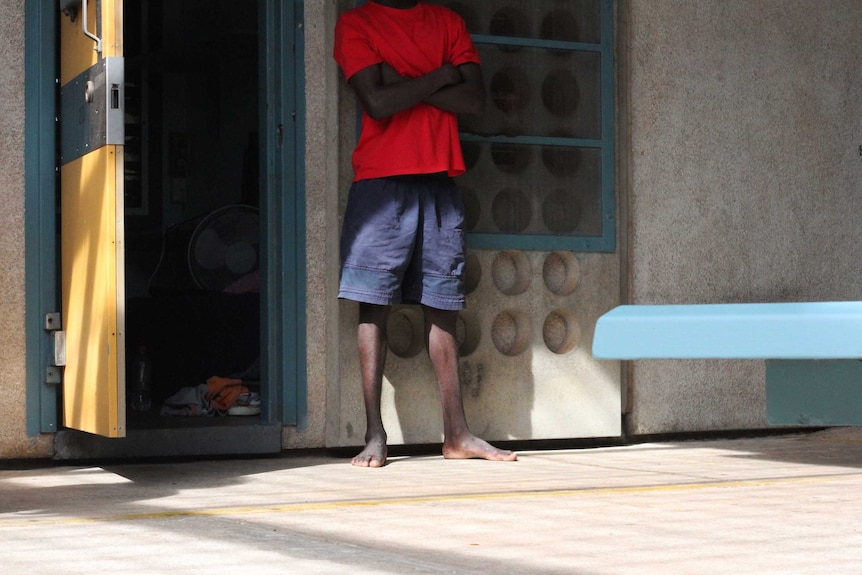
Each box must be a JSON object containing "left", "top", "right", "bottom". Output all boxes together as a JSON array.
[{"left": 464, "top": 0, "right": 616, "bottom": 253}]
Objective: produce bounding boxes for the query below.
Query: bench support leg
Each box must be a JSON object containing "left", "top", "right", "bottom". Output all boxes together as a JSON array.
[{"left": 767, "top": 360, "right": 862, "bottom": 426}]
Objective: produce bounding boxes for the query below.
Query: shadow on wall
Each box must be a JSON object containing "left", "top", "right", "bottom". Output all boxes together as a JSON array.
[{"left": 385, "top": 302, "right": 536, "bottom": 445}]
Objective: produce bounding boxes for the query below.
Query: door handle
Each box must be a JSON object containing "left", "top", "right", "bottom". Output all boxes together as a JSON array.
[
  {"left": 61, "top": 0, "right": 102, "bottom": 54},
  {"left": 81, "top": 0, "right": 102, "bottom": 54}
]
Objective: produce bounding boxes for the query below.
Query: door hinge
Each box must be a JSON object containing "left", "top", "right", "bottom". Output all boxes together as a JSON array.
[
  {"left": 46, "top": 366, "right": 63, "bottom": 386},
  {"left": 44, "top": 314, "right": 66, "bottom": 384},
  {"left": 44, "top": 312, "right": 62, "bottom": 332},
  {"left": 54, "top": 331, "right": 67, "bottom": 368}
]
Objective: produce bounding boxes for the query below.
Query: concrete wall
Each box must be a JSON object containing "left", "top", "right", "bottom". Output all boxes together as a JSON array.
[
  {"left": 0, "top": 0, "right": 52, "bottom": 458},
  {"left": 625, "top": 0, "right": 862, "bottom": 433},
  {"left": 283, "top": 0, "right": 344, "bottom": 449}
]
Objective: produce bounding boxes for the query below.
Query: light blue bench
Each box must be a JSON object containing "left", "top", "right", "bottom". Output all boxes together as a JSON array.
[{"left": 593, "top": 302, "right": 862, "bottom": 426}]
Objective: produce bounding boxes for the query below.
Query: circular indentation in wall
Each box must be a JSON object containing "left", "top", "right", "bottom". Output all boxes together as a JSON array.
[
  {"left": 489, "top": 7, "right": 530, "bottom": 41},
  {"left": 444, "top": 2, "right": 480, "bottom": 33},
  {"left": 386, "top": 307, "right": 424, "bottom": 359},
  {"left": 461, "top": 140, "right": 481, "bottom": 171},
  {"left": 490, "top": 67, "right": 530, "bottom": 113},
  {"left": 456, "top": 310, "right": 481, "bottom": 356},
  {"left": 543, "top": 308, "right": 582, "bottom": 354},
  {"left": 490, "top": 142, "right": 532, "bottom": 174},
  {"left": 491, "top": 309, "right": 532, "bottom": 356},
  {"left": 542, "top": 251, "right": 581, "bottom": 296},
  {"left": 542, "top": 189, "right": 582, "bottom": 234},
  {"left": 540, "top": 9, "right": 579, "bottom": 44},
  {"left": 492, "top": 188, "right": 532, "bottom": 233},
  {"left": 542, "top": 139, "right": 581, "bottom": 177},
  {"left": 542, "top": 69, "right": 579, "bottom": 117},
  {"left": 491, "top": 250, "right": 531, "bottom": 296},
  {"left": 464, "top": 250, "right": 481, "bottom": 295}
]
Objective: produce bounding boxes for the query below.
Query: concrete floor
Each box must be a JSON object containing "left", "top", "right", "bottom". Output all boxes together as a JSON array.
[{"left": 2, "top": 428, "right": 862, "bottom": 574}]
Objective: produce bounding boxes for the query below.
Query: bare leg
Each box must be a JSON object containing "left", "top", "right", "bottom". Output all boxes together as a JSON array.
[
  {"left": 423, "top": 306, "right": 517, "bottom": 461},
  {"left": 353, "top": 303, "right": 390, "bottom": 467}
]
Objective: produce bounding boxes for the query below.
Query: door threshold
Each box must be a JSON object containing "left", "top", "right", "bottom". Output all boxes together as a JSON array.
[
  {"left": 127, "top": 409, "right": 266, "bottom": 430},
  {"left": 53, "top": 423, "right": 283, "bottom": 460}
]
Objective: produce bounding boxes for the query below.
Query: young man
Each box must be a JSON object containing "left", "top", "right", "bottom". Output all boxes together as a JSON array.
[{"left": 334, "top": 0, "right": 517, "bottom": 467}]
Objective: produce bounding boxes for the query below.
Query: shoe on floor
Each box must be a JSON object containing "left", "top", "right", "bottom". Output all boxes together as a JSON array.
[{"left": 227, "top": 404, "right": 261, "bottom": 416}]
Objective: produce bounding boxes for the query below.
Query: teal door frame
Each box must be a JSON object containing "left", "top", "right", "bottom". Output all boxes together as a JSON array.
[
  {"left": 24, "top": 0, "right": 307, "bottom": 436},
  {"left": 24, "top": 0, "right": 60, "bottom": 434},
  {"left": 261, "top": 0, "right": 308, "bottom": 428}
]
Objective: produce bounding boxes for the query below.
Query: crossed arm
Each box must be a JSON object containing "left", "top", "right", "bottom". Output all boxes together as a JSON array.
[{"left": 348, "top": 61, "right": 486, "bottom": 120}]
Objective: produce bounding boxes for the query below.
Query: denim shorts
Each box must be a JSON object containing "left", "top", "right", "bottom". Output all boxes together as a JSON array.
[{"left": 338, "top": 173, "right": 466, "bottom": 310}]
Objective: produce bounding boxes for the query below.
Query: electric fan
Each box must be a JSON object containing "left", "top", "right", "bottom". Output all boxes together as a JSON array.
[{"left": 187, "top": 205, "right": 260, "bottom": 292}]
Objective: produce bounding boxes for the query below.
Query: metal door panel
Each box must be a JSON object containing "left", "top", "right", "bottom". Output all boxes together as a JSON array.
[
  {"left": 59, "top": 0, "right": 126, "bottom": 438},
  {"left": 60, "top": 147, "right": 125, "bottom": 437}
]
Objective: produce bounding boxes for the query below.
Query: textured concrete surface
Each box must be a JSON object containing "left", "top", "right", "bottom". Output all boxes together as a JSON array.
[
  {"left": 3, "top": 428, "right": 862, "bottom": 574},
  {"left": 332, "top": 249, "right": 621, "bottom": 450},
  {"left": 283, "top": 0, "right": 343, "bottom": 450},
  {"left": 625, "top": 0, "right": 862, "bottom": 434},
  {"left": 0, "top": 0, "right": 51, "bottom": 458}
]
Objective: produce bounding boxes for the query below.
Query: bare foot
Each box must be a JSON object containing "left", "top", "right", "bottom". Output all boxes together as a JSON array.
[
  {"left": 442, "top": 433, "right": 517, "bottom": 461},
  {"left": 352, "top": 435, "right": 388, "bottom": 467}
]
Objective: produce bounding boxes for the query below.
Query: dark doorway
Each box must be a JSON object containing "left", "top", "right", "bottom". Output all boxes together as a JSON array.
[{"left": 123, "top": 1, "right": 263, "bottom": 428}]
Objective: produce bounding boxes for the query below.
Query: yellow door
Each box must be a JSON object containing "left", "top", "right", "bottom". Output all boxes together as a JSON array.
[{"left": 59, "top": 0, "right": 126, "bottom": 437}]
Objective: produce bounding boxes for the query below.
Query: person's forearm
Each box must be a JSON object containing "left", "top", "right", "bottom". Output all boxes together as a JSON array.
[
  {"left": 424, "top": 82, "right": 485, "bottom": 115},
  {"left": 356, "top": 64, "right": 460, "bottom": 120},
  {"left": 423, "top": 63, "right": 485, "bottom": 116}
]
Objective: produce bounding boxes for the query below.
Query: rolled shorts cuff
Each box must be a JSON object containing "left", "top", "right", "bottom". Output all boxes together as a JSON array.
[
  {"left": 413, "top": 291, "right": 466, "bottom": 311},
  {"left": 338, "top": 265, "right": 401, "bottom": 306},
  {"left": 339, "top": 265, "right": 465, "bottom": 310},
  {"left": 403, "top": 274, "right": 465, "bottom": 310}
]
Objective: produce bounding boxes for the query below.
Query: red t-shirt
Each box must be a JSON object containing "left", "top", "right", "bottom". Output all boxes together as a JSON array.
[{"left": 333, "top": 2, "right": 480, "bottom": 181}]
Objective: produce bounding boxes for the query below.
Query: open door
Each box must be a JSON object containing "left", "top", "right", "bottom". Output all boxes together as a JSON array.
[
  {"left": 51, "top": 0, "right": 299, "bottom": 459},
  {"left": 59, "top": 0, "right": 126, "bottom": 438}
]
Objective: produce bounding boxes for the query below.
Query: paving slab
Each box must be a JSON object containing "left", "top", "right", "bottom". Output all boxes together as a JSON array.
[{"left": 2, "top": 428, "right": 862, "bottom": 574}]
